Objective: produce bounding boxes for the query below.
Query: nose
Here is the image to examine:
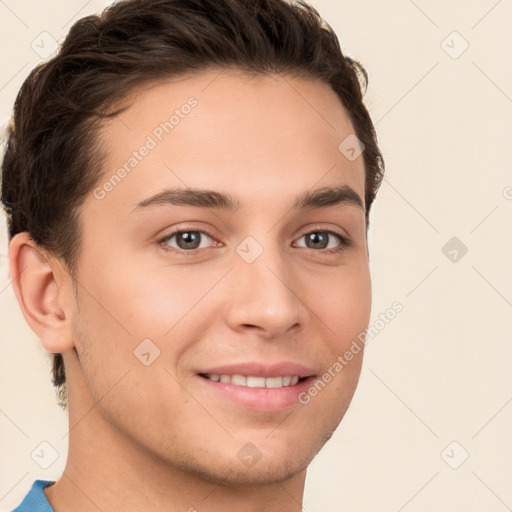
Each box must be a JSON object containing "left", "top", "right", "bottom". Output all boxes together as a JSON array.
[{"left": 224, "top": 243, "right": 308, "bottom": 339}]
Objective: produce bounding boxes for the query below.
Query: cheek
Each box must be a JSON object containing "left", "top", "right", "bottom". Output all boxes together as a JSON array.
[
  {"left": 78, "top": 255, "right": 197, "bottom": 339},
  {"left": 123, "top": 264, "right": 221, "bottom": 330},
  {"left": 71, "top": 258, "right": 219, "bottom": 396},
  {"left": 308, "top": 264, "right": 372, "bottom": 351},
  {"left": 299, "top": 264, "right": 370, "bottom": 418},
  {"left": 71, "top": 280, "right": 190, "bottom": 424}
]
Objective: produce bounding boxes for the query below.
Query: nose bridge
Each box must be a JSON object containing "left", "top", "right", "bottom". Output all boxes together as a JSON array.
[{"left": 226, "top": 234, "right": 305, "bottom": 336}]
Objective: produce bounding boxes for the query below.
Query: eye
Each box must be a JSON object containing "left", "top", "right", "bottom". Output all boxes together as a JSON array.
[
  {"left": 294, "top": 230, "right": 351, "bottom": 253},
  {"left": 157, "top": 227, "right": 352, "bottom": 255},
  {"left": 159, "top": 229, "right": 218, "bottom": 252}
]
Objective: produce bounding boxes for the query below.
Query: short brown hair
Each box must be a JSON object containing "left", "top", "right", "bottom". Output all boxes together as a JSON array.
[{"left": 1, "top": 0, "right": 385, "bottom": 410}]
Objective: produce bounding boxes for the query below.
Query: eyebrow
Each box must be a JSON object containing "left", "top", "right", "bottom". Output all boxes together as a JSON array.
[{"left": 131, "top": 184, "right": 364, "bottom": 213}]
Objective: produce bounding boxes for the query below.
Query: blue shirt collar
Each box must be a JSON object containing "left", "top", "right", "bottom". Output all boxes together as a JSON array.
[{"left": 12, "top": 479, "right": 55, "bottom": 512}]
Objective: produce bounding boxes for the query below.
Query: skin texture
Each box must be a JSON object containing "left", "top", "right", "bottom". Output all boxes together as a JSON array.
[{"left": 9, "top": 70, "right": 371, "bottom": 512}]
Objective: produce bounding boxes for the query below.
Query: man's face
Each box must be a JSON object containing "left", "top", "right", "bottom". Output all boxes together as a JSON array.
[{"left": 66, "top": 70, "right": 371, "bottom": 484}]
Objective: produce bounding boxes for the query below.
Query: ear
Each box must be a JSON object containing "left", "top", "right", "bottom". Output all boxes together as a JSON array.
[{"left": 9, "top": 232, "right": 75, "bottom": 353}]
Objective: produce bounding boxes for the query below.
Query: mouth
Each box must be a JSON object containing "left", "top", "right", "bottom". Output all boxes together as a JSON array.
[
  {"left": 198, "top": 373, "right": 308, "bottom": 388},
  {"left": 195, "top": 363, "right": 317, "bottom": 412}
]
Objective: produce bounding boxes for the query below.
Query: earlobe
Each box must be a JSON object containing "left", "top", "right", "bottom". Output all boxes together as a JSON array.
[{"left": 8, "top": 232, "right": 75, "bottom": 354}]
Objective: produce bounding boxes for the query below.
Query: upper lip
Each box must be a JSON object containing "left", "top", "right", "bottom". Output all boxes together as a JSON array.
[{"left": 197, "top": 362, "right": 317, "bottom": 378}]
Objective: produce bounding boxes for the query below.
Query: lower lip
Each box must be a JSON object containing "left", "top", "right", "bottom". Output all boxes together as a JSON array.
[{"left": 196, "top": 375, "right": 316, "bottom": 412}]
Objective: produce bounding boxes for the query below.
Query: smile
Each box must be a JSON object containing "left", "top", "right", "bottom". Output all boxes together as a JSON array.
[{"left": 199, "top": 374, "right": 304, "bottom": 388}]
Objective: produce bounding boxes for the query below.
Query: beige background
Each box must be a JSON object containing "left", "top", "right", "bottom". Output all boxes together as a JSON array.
[{"left": 1, "top": 0, "right": 511, "bottom": 510}]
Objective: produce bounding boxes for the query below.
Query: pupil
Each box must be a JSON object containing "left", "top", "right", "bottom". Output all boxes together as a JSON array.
[
  {"left": 178, "top": 232, "right": 200, "bottom": 249},
  {"left": 307, "top": 232, "right": 327, "bottom": 249}
]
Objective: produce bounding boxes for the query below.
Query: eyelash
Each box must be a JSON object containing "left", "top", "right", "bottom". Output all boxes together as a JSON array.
[{"left": 157, "top": 226, "right": 352, "bottom": 255}]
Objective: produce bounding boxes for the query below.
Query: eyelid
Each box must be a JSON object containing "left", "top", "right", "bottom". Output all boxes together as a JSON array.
[{"left": 298, "top": 223, "right": 351, "bottom": 242}]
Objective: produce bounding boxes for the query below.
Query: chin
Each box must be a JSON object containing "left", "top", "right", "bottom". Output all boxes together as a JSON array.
[
  {"left": 210, "top": 460, "right": 308, "bottom": 487},
  {"left": 175, "top": 447, "right": 311, "bottom": 488}
]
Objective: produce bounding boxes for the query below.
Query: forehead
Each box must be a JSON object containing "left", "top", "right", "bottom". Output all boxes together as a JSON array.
[{"left": 90, "top": 70, "right": 365, "bottom": 216}]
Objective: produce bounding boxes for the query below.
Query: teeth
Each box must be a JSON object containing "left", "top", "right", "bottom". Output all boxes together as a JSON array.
[
  {"left": 247, "top": 376, "right": 266, "bottom": 388},
  {"left": 265, "top": 377, "right": 283, "bottom": 389},
  {"left": 204, "top": 374, "right": 303, "bottom": 388},
  {"left": 231, "top": 374, "right": 246, "bottom": 386}
]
